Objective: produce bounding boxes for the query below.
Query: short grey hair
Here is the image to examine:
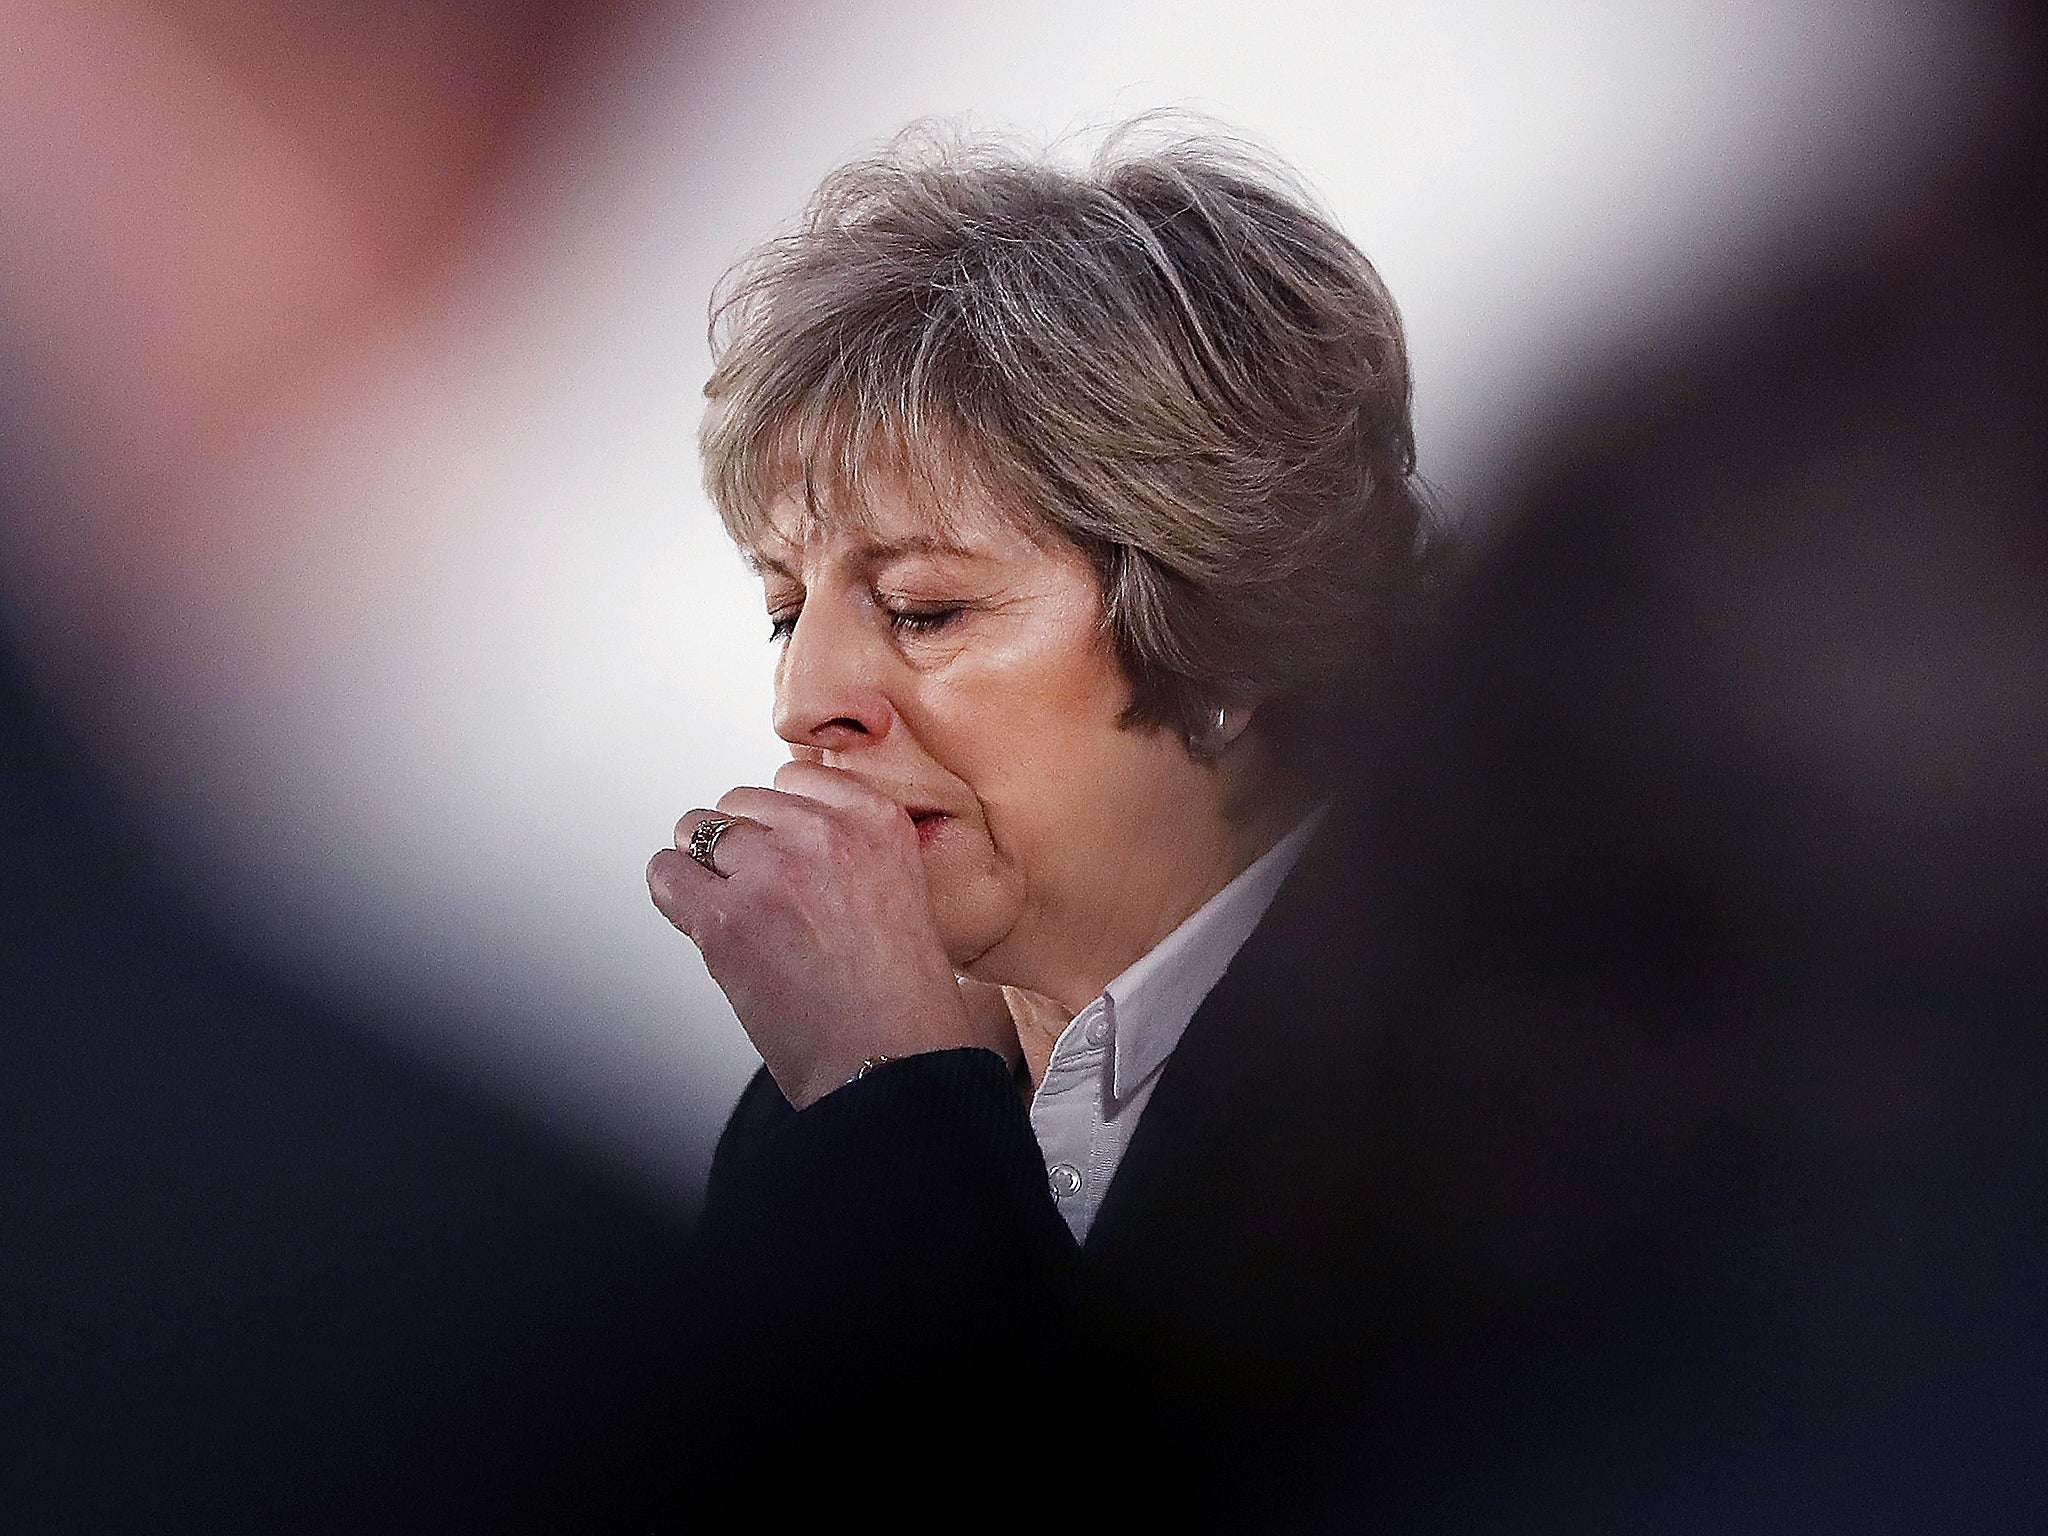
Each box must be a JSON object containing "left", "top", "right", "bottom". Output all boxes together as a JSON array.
[{"left": 699, "top": 117, "right": 1441, "bottom": 782}]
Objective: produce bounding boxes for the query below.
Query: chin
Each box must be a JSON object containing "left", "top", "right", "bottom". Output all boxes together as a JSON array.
[
  {"left": 916, "top": 828, "right": 1015, "bottom": 971},
  {"left": 935, "top": 913, "right": 1006, "bottom": 976},
  {"left": 927, "top": 880, "right": 1018, "bottom": 979}
]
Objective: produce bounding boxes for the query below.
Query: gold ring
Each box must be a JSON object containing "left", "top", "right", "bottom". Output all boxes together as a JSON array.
[{"left": 684, "top": 814, "right": 751, "bottom": 878}]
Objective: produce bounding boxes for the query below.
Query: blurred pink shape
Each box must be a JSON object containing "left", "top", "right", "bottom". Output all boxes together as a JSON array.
[{"left": 0, "top": 0, "right": 627, "bottom": 498}]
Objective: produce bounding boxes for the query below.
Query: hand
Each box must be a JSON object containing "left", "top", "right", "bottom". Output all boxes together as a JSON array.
[{"left": 648, "top": 761, "right": 1019, "bottom": 1108}]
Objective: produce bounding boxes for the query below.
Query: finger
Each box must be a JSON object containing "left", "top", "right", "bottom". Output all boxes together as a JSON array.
[
  {"left": 771, "top": 759, "right": 914, "bottom": 823},
  {"left": 711, "top": 784, "right": 808, "bottom": 823},
  {"left": 646, "top": 846, "right": 712, "bottom": 935},
  {"left": 715, "top": 783, "right": 890, "bottom": 863}
]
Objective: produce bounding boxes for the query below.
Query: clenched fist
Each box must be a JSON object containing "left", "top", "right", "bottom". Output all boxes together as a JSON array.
[{"left": 648, "top": 760, "right": 1018, "bottom": 1108}]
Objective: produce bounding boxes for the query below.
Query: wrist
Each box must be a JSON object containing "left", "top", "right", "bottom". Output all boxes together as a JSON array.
[{"left": 785, "top": 1044, "right": 1016, "bottom": 1111}]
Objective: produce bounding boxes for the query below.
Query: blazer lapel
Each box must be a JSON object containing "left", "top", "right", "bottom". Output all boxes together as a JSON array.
[{"left": 1082, "top": 809, "right": 1383, "bottom": 1377}]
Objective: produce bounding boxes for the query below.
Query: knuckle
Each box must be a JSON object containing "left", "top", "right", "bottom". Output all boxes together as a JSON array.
[
  {"left": 841, "top": 800, "right": 901, "bottom": 854},
  {"left": 826, "top": 819, "right": 875, "bottom": 874},
  {"left": 784, "top": 806, "right": 829, "bottom": 853},
  {"left": 855, "top": 798, "right": 900, "bottom": 836},
  {"left": 648, "top": 884, "right": 700, "bottom": 943},
  {"left": 810, "top": 807, "right": 851, "bottom": 851},
  {"left": 647, "top": 847, "right": 683, "bottom": 898},
  {"left": 751, "top": 835, "right": 794, "bottom": 878}
]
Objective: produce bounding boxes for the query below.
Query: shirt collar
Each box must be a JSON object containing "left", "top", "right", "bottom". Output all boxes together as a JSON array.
[{"left": 1102, "top": 809, "right": 1325, "bottom": 1103}]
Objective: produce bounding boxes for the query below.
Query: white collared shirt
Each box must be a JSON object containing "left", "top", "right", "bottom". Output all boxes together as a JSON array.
[{"left": 1027, "top": 812, "right": 1322, "bottom": 1243}]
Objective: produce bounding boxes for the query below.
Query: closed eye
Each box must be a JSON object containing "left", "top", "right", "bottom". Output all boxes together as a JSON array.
[
  {"left": 885, "top": 604, "right": 965, "bottom": 636},
  {"left": 768, "top": 600, "right": 964, "bottom": 644}
]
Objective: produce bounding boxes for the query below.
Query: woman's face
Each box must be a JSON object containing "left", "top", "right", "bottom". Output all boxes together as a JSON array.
[{"left": 749, "top": 476, "right": 1233, "bottom": 1004}]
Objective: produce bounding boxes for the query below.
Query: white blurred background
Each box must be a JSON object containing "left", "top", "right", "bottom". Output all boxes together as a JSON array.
[{"left": 0, "top": 0, "right": 2024, "bottom": 1201}]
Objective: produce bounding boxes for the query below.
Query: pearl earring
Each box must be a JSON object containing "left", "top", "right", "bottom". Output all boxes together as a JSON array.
[{"left": 1189, "top": 702, "right": 1232, "bottom": 757}]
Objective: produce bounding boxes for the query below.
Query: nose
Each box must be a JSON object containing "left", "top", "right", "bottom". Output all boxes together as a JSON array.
[{"left": 771, "top": 597, "right": 894, "bottom": 756}]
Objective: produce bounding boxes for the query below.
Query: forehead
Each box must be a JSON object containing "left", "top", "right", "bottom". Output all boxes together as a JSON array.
[{"left": 741, "top": 471, "right": 1054, "bottom": 575}]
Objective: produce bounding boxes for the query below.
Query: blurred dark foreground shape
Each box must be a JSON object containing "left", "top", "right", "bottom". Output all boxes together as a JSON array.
[
  {"left": 1321, "top": 83, "right": 2048, "bottom": 1530},
  {"left": 2, "top": 4, "right": 701, "bottom": 1532},
  {"left": 1, "top": 620, "right": 694, "bottom": 1531}
]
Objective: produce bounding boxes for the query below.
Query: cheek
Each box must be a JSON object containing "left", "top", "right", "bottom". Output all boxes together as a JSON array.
[
  {"left": 931, "top": 633, "right": 1128, "bottom": 798},
  {"left": 949, "top": 678, "right": 1154, "bottom": 900}
]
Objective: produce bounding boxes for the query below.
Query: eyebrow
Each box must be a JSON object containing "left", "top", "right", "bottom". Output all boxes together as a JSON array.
[
  {"left": 861, "top": 533, "right": 982, "bottom": 564},
  {"left": 743, "top": 532, "right": 985, "bottom": 579}
]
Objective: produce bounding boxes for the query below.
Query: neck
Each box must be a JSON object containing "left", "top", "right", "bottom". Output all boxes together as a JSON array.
[{"left": 1003, "top": 985, "right": 1073, "bottom": 1090}]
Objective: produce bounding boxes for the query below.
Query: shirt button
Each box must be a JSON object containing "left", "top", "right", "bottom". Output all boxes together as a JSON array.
[
  {"left": 1049, "top": 1163, "right": 1083, "bottom": 1199},
  {"left": 1084, "top": 1014, "right": 1112, "bottom": 1047}
]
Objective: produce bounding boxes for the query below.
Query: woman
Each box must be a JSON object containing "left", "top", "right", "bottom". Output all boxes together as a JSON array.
[{"left": 646, "top": 120, "right": 1436, "bottom": 1524}]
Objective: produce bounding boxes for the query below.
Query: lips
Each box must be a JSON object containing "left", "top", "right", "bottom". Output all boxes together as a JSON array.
[{"left": 906, "top": 808, "right": 951, "bottom": 845}]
